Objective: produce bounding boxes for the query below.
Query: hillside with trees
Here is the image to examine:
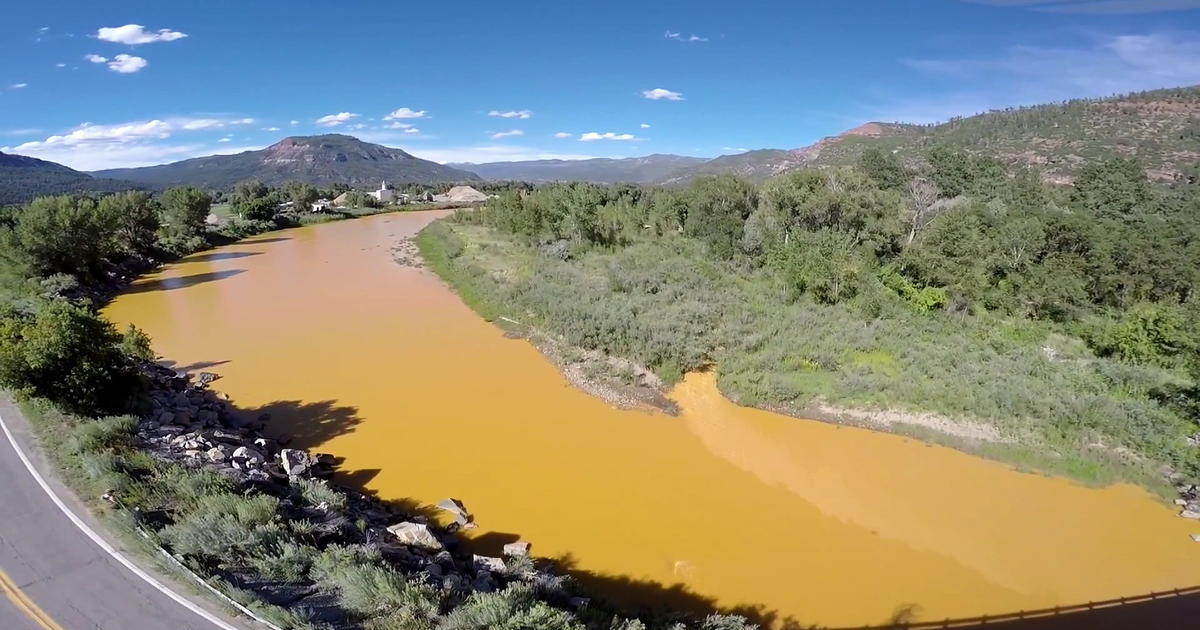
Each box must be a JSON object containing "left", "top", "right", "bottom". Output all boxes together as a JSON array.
[
  {"left": 0, "top": 151, "right": 139, "bottom": 205},
  {"left": 451, "top": 154, "right": 707, "bottom": 184},
  {"left": 419, "top": 147, "right": 1200, "bottom": 493}
]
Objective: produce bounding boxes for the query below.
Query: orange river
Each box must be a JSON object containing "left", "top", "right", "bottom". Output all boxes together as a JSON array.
[{"left": 104, "top": 210, "right": 1199, "bottom": 627}]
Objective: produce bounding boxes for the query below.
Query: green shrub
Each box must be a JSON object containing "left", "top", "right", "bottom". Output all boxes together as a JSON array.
[
  {"left": 438, "top": 584, "right": 581, "bottom": 630},
  {"left": 0, "top": 299, "right": 139, "bottom": 415}
]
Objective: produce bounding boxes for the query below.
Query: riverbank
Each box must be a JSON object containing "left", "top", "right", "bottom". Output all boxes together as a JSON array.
[{"left": 413, "top": 216, "right": 1198, "bottom": 499}]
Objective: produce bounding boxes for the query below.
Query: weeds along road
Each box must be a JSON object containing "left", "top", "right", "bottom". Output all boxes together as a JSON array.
[{"left": 0, "top": 396, "right": 244, "bottom": 630}]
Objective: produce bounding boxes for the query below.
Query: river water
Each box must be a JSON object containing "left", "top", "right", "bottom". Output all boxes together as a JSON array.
[{"left": 104, "top": 210, "right": 1198, "bottom": 627}]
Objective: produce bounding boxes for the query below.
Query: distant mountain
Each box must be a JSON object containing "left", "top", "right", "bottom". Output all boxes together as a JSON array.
[
  {"left": 657, "top": 123, "right": 918, "bottom": 185},
  {"left": 0, "top": 151, "right": 138, "bottom": 205},
  {"left": 92, "top": 135, "right": 480, "bottom": 190},
  {"left": 451, "top": 154, "right": 708, "bottom": 184}
]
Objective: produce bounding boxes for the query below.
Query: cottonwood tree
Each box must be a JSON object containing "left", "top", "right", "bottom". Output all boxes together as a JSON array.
[{"left": 902, "top": 176, "right": 940, "bottom": 245}]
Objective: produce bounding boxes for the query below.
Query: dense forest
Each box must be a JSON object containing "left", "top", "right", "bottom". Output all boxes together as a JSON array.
[{"left": 420, "top": 148, "right": 1200, "bottom": 490}]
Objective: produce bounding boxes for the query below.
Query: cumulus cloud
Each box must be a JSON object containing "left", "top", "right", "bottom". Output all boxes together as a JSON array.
[
  {"left": 96, "top": 24, "right": 188, "bottom": 45},
  {"left": 642, "top": 88, "right": 684, "bottom": 101},
  {"left": 553, "top": 132, "right": 573, "bottom": 138},
  {"left": 218, "top": 136, "right": 232, "bottom": 143},
  {"left": 640, "top": 123, "right": 651, "bottom": 128},
  {"left": 384, "top": 107, "right": 427, "bottom": 120},
  {"left": 489, "top": 129, "right": 525, "bottom": 139},
  {"left": 263, "top": 127, "right": 281, "bottom": 132},
  {"left": 107, "top": 54, "right": 148, "bottom": 74},
  {"left": 11, "top": 83, "right": 28, "bottom": 89},
  {"left": 1, "top": 116, "right": 266, "bottom": 170},
  {"left": 579, "top": 132, "right": 639, "bottom": 141},
  {"left": 315, "top": 112, "right": 359, "bottom": 127},
  {"left": 488, "top": 110, "right": 532, "bottom": 119},
  {"left": 289, "top": 120, "right": 299, "bottom": 126}
]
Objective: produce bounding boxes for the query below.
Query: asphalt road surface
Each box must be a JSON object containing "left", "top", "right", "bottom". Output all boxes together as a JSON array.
[{"left": 0, "top": 396, "right": 241, "bottom": 630}]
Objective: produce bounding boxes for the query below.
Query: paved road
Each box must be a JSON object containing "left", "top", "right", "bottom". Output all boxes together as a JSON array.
[{"left": 0, "top": 397, "right": 244, "bottom": 630}]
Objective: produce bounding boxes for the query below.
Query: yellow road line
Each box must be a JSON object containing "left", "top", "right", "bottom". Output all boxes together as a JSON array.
[{"left": 0, "top": 567, "right": 64, "bottom": 630}]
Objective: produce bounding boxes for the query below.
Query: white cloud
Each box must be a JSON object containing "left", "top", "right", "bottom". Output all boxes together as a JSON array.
[
  {"left": 895, "top": 32, "right": 1200, "bottom": 122},
  {"left": 55, "top": 63, "right": 66, "bottom": 68},
  {"left": 348, "top": 123, "right": 367, "bottom": 130},
  {"left": 315, "top": 112, "right": 359, "bottom": 127},
  {"left": 4, "top": 128, "right": 43, "bottom": 136},
  {"left": 403, "top": 127, "right": 420, "bottom": 134},
  {"left": 642, "top": 88, "right": 684, "bottom": 101},
  {"left": 263, "top": 127, "right": 281, "bottom": 132},
  {"left": 11, "top": 83, "right": 28, "bottom": 89},
  {"left": 721, "top": 147, "right": 750, "bottom": 153},
  {"left": 84, "top": 54, "right": 107, "bottom": 63},
  {"left": 665, "top": 30, "right": 707, "bottom": 42},
  {"left": 218, "top": 136, "right": 232, "bottom": 143},
  {"left": 554, "top": 132, "right": 572, "bottom": 138},
  {"left": 179, "top": 117, "right": 254, "bottom": 131},
  {"left": 640, "top": 123, "right": 651, "bottom": 128},
  {"left": 489, "top": 129, "right": 525, "bottom": 139},
  {"left": 96, "top": 24, "right": 188, "bottom": 45},
  {"left": 385, "top": 122, "right": 415, "bottom": 129},
  {"left": 488, "top": 109, "right": 532, "bottom": 119},
  {"left": 107, "top": 54, "right": 148, "bottom": 74},
  {"left": 289, "top": 120, "right": 299, "bottom": 126},
  {"left": 384, "top": 107, "right": 427, "bottom": 120},
  {"left": 579, "top": 131, "right": 639, "bottom": 141}
]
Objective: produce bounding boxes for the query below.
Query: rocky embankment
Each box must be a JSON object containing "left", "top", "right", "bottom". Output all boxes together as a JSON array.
[{"left": 134, "top": 363, "right": 583, "bottom": 626}]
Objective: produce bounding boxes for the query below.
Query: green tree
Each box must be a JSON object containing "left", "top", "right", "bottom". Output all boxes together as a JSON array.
[
  {"left": 682, "top": 175, "right": 757, "bottom": 259},
  {"left": 160, "top": 187, "right": 212, "bottom": 239},
  {"left": 285, "top": 181, "right": 319, "bottom": 211},
  {"left": 231, "top": 180, "right": 275, "bottom": 220},
  {"left": 0, "top": 195, "right": 117, "bottom": 281},
  {"left": 857, "top": 147, "right": 911, "bottom": 190},
  {"left": 1071, "top": 157, "right": 1151, "bottom": 218},
  {"left": 98, "top": 190, "right": 161, "bottom": 255},
  {"left": 0, "top": 300, "right": 138, "bottom": 414}
]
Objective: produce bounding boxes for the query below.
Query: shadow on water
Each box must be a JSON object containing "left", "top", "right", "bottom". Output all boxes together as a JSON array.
[
  {"left": 124, "top": 269, "right": 246, "bottom": 294},
  {"left": 221, "top": 395, "right": 1199, "bottom": 630},
  {"left": 239, "top": 236, "right": 293, "bottom": 244},
  {"left": 183, "top": 251, "right": 263, "bottom": 263},
  {"left": 235, "top": 398, "right": 365, "bottom": 455},
  {"left": 160, "top": 359, "right": 231, "bottom": 372}
]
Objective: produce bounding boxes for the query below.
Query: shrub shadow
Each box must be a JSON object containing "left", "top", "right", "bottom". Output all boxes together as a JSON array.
[
  {"left": 124, "top": 269, "right": 246, "bottom": 294},
  {"left": 183, "top": 251, "right": 263, "bottom": 263}
]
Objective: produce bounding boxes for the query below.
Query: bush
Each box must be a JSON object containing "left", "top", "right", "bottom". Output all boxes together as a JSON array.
[
  {"left": 438, "top": 584, "right": 581, "bottom": 630},
  {"left": 0, "top": 195, "right": 118, "bottom": 280},
  {"left": 0, "top": 299, "right": 139, "bottom": 415},
  {"left": 160, "top": 187, "right": 212, "bottom": 240}
]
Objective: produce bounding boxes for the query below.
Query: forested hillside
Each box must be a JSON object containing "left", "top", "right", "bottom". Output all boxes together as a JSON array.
[
  {"left": 0, "top": 151, "right": 138, "bottom": 205},
  {"left": 809, "top": 86, "right": 1200, "bottom": 183},
  {"left": 419, "top": 148, "right": 1200, "bottom": 492}
]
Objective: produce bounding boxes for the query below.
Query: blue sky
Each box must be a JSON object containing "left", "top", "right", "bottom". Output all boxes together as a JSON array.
[{"left": 2, "top": 0, "right": 1199, "bottom": 170}]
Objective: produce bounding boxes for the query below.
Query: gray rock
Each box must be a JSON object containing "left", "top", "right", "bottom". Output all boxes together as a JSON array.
[
  {"left": 206, "top": 447, "right": 229, "bottom": 463},
  {"left": 502, "top": 541, "right": 531, "bottom": 557},
  {"left": 386, "top": 522, "right": 443, "bottom": 551},
  {"left": 1191, "top": 534, "right": 1200, "bottom": 542},
  {"left": 1180, "top": 509, "right": 1200, "bottom": 520},
  {"left": 279, "top": 449, "right": 310, "bottom": 477},
  {"left": 473, "top": 554, "right": 506, "bottom": 574}
]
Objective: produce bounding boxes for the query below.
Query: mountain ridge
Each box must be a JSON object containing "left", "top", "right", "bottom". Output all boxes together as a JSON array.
[
  {"left": 91, "top": 134, "right": 480, "bottom": 189},
  {"left": 0, "top": 151, "right": 139, "bottom": 205}
]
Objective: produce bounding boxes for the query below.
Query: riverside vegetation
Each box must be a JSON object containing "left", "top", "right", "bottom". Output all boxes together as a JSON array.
[
  {"left": 418, "top": 148, "right": 1200, "bottom": 493},
  {"left": 0, "top": 187, "right": 755, "bottom": 629}
]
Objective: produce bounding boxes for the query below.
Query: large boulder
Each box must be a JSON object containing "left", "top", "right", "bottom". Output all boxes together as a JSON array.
[
  {"left": 386, "top": 522, "right": 443, "bottom": 551},
  {"left": 502, "top": 541, "right": 531, "bottom": 557},
  {"left": 473, "top": 554, "right": 506, "bottom": 574},
  {"left": 279, "top": 448, "right": 311, "bottom": 477}
]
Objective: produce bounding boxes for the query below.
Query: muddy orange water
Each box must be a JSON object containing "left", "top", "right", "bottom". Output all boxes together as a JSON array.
[{"left": 105, "top": 211, "right": 1198, "bottom": 626}]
